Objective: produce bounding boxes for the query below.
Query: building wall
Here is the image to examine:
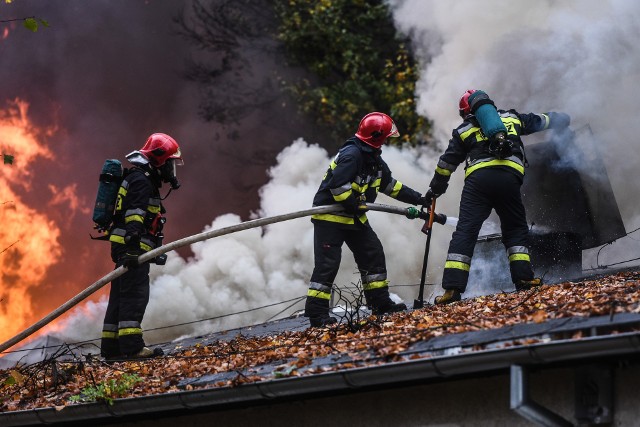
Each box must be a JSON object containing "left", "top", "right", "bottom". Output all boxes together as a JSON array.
[{"left": 114, "top": 362, "right": 639, "bottom": 427}]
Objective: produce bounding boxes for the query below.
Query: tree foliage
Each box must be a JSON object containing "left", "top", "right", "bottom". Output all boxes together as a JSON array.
[
  {"left": 273, "top": 0, "right": 429, "bottom": 145},
  {"left": 0, "top": 17, "right": 49, "bottom": 32},
  {"left": 21, "top": 17, "right": 49, "bottom": 32},
  {"left": 177, "top": 0, "right": 429, "bottom": 146}
]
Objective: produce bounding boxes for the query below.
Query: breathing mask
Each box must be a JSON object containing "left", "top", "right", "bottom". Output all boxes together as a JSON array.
[{"left": 159, "top": 158, "right": 181, "bottom": 190}]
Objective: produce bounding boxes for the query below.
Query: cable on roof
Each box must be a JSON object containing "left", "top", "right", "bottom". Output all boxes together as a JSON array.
[
  {"left": 0, "top": 294, "right": 309, "bottom": 356},
  {"left": 585, "top": 225, "right": 640, "bottom": 271}
]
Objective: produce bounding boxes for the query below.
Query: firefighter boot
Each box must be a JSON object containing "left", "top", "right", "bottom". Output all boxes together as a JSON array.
[
  {"left": 366, "top": 288, "right": 407, "bottom": 315},
  {"left": 515, "top": 278, "right": 543, "bottom": 292},
  {"left": 305, "top": 297, "right": 338, "bottom": 328},
  {"left": 129, "top": 346, "right": 164, "bottom": 359},
  {"left": 372, "top": 301, "right": 407, "bottom": 315},
  {"left": 434, "top": 289, "right": 462, "bottom": 305}
]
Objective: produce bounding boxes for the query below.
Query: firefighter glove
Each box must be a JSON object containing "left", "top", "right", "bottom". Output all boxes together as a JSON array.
[
  {"left": 428, "top": 180, "right": 448, "bottom": 198},
  {"left": 122, "top": 250, "right": 141, "bottom": 269},
  {"left": 122, "top": 232, "right": 142, "bottom": 268},
  {"left": 341, "top": 196, "right": 359, "bottom": 214},
  {"left": 426, "top": 188, "right": 443, "bottom": 203}
]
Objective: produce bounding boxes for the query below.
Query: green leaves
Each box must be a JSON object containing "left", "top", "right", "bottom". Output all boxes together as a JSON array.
[
  {"left": 69, "top": 374, "right": 142, "bottom": 405},
  {"left": 22, "top": 17, "right": 49, "bottom": 32},
  {"left": 3, "top": 154, "right": 14, "bottom": 165},
  {"left": 0, "top": 16, "right": 49, "bottom": 32},
  {"left": 274, "top": 0, "right": 430, "bottom": 146}
]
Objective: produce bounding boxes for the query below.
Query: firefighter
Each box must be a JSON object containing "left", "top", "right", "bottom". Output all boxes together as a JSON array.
[
  {"left": 100, "top": 133, "right": 183, "bottom": 360},
  {"left": 427, "top": 90, "right": 571, "bottom": 304},
  {"left": 304, "top": 112, "right": 427, "bottom": 327}
]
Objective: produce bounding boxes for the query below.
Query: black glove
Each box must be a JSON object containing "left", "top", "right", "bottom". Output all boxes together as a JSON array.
[
  {"left": 121, "top": 249, "right": 141, "bottom": 269},
  {"left": 428, "top": 174, "right": 448, "bottom": 197},
  {"left": 341, "top": 193, "right": 367, "bottom": 214},
  {"left": 122, "top": 232, "right": 141, "bottom": 269},
  {"left": 427, "top": 184, "right": 446, "bottom": 200},
  {"left": 420, "top": 192, "right": 432, "bottom": 208},
  {"left": 547, "top": 112, "right": 571, "bottom": 129}
]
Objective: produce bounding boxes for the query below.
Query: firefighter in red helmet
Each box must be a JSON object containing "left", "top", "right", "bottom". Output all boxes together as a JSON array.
[
  {"left": 304, "top": 112, "right": 427, "bottom": 327},
  {"left": 101, "top": 133, "right": 183, "bottom": 360},
  {"left": 426, "top": 90, "right": 571, "bottom": 304}
]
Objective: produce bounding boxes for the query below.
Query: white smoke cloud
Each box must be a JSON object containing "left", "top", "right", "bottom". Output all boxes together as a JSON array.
[
  {"left": 388, "top": 0, "right": 640, "bottom": 270},
  {"left": 44, "top": 139, "right": 446, "bottom": 350}
]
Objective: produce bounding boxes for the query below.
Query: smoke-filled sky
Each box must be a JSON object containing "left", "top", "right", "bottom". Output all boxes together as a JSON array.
[
  {"left": 2, "top": 0, "right": 640, "bottom": 357},
  {"left": 0, "top": 0, "right": 317, "bottom": 349},
  {"left": 389, "top": 0, "right": 640, "bottom": 269}
]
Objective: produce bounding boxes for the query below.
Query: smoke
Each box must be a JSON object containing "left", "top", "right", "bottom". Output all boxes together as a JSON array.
[
  {"left": 0, "top": 0, "right": 321, "bottom": 346},
  {"left": 47, "top": 139, "right": 436, "bottom": 347},
  {"left": 388, "top": 0, "right": 640, "bottom": 269}
]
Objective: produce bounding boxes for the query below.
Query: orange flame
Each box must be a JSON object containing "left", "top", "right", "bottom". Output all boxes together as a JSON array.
[{"left": 0, "top": 98, "right": 62, "bottom": 343}]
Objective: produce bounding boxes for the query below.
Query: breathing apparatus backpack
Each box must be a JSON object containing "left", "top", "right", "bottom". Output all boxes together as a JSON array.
[
  {"left": 91, "top": 159, "right": 127, "bottom": 238},
  {"left": 469, "top": 91, "right": 513, "bottom": 159}
]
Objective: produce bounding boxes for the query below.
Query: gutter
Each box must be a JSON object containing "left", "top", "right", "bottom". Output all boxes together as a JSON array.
[
  {"left": 510, "top": 365, "right": 573, "bottom": 427},
  {"left": 3, "top": 331, "right": 640, "bottom": 426}
]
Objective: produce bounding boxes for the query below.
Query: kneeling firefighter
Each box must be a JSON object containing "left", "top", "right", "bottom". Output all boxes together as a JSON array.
[
  {"left": 426, "top": 90, "right": 571, "bottom": 305},
  {"left": 305, "top": 112, "right": 428, "bottom": 327},
  {"left": 100, "top": 133, "right": 183, "bottom": 360}
]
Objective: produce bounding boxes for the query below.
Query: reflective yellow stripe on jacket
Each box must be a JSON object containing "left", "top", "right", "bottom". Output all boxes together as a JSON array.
[{"left": 312, "top": 212, "right": 368, "bottom": 225}]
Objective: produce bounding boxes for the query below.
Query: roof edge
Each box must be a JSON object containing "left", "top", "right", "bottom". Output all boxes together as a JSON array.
[{"left": 3, "top": 331, "right": 640, "bottom": 426}]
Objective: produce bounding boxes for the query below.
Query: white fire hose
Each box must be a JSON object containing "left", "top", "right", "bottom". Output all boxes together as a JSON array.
[{"left": 0, "top": 203, "right": 448, "bottom": 354}]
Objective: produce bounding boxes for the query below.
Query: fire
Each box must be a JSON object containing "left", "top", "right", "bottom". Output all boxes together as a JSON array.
[{"left": 0, "top": 98, "right": 62, "bottom": 344}]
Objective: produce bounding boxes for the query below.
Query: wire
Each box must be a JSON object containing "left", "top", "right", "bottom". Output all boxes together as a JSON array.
[
  {"left": 586, "top": 226, "right": 640, "bottom": 271},
  {"left": 265, "top": 296, "right": 306, "bottom": 323},
  {"left": 0, "top": 295, "right": 308, "bottom": 355},
  {"left": 0, "top": 18, "right": 35, "bottom": 23},
  {"left": 1, "top": 281, "right": 410, "bottom": 356}
]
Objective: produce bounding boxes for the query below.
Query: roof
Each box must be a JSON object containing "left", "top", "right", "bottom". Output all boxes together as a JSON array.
[{"left": 2, "top": 269, "right": 640, "bottom": 426}]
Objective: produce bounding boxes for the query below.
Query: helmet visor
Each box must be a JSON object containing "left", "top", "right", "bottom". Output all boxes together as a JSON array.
[
  {"left": 169, "top": 147, "right": 184, "bottom": 166},
  {"left": 389, "top": 121, "right": 399, "bottom": 138}
]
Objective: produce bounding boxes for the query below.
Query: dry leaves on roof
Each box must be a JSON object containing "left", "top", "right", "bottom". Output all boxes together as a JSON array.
[{"left": 1, "top": 271, "right": 639, "bottom": 412}]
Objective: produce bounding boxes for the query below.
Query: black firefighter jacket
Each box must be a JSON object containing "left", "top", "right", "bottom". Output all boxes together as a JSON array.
[
  {"left": 429, "top": 110, "right": 570, "bottom": 194},
  {"left": 108, "top": 167, "right": 164, "bottom": 262},
  {"left": 312, "top": 136, "right": 423, "bottom": 229}
]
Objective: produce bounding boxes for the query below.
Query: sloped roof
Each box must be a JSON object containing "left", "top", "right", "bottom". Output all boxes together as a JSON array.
[{"left": 2, "top": 270, "right": 640, "bottom": 426}]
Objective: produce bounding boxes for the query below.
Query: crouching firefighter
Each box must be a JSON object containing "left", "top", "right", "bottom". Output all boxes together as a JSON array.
[
  {"left": 101, "top": 133, "right": 183, "bottom": 360},
  {"left": 305, "top": 112, "right": 428, "bottom": 327},
  {"left": 427, "top": 90, "right": 571, "bottom": 305}
]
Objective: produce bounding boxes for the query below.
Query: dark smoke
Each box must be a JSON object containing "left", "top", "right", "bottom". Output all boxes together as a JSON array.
[{"left": 0, "top": 0, "right": 320, "bottom": 322}]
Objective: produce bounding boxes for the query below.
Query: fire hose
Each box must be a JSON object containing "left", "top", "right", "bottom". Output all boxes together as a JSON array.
[{"left": 0, "top": 202, "right": 450, "bottom": 354}]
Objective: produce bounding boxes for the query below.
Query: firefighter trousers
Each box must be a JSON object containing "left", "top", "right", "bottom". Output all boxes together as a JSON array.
[
  {"left": 306, "top": 220, "right": 393, "bottom": 311},
  {"left": 100, "top": 261, "right": 150, "bottom": 357},
  {"left": 442, "top": 168, "right": 534, "bottom": 293}
]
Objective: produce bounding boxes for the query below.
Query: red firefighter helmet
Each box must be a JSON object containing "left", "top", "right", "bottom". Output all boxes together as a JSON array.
[
  {"left": 139, "top": 133, "right": 183, "bottom": 167},
  {"left": 459, "top": 89, "right": 477, "bottom": 118},
  {"left": 355, "top": 112, "right": 399, "bottom": 149}
]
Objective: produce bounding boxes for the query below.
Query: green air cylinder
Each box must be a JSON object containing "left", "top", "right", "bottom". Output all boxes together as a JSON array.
[
  {"left": 469, "top": 90, "right": 507, "bottom": 139},
  {"left": 92, "top": 159, "right": 123, "bottom": 231}
]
